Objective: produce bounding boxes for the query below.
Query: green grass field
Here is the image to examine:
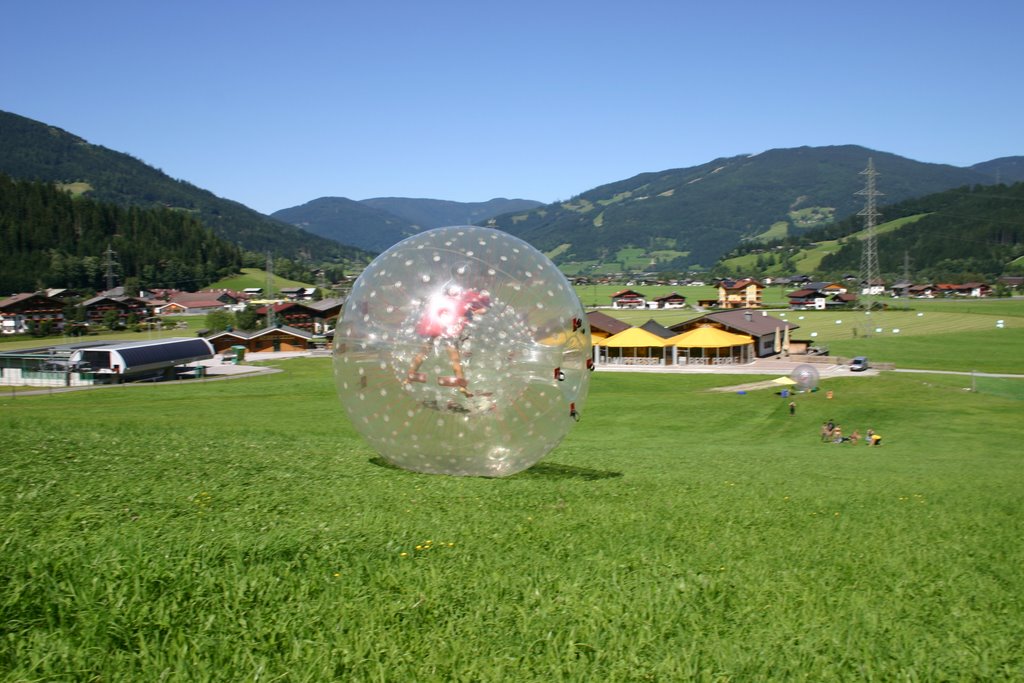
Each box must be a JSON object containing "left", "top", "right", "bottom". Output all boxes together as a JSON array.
[
  {"left": 2, "top": 349, "right": 1022, "bottom": 680},
  {"left": 208, "top": 267, "right": 314, "bottom": 294}
]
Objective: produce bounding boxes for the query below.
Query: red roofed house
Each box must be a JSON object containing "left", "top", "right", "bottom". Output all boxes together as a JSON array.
[
  {"left": 157, "top": 290, "right": 242, "bottom": 315},
  {"left": 652, "top": 292, "right": 687, "bottom": 309},
  {"left": 610, "top": 289, "right": 646, "bottom": 309}
]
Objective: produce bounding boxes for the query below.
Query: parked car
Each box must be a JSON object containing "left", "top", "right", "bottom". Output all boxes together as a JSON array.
[{"left": 850, "top": 356, "right": 869, "bottom": 372}]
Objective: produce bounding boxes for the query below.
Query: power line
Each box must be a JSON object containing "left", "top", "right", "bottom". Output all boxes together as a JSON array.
[
  {"left": 856, "top": 158, "right": 882, "bottom": 296},
  {"left": 103, "top": 243, "right": 119, "bottom": 291}
]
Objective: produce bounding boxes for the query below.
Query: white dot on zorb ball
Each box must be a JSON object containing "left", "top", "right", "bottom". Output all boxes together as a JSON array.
[{"left": 332, "top": 226, "right": 592, "bottom": 477}]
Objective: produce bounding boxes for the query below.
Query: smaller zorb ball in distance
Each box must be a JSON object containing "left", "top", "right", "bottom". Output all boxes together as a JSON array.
[
  {"left": 790, "top": 364, "right": 820, "bottom": 392},
  {"left": 333, "top": 226, "right": 591, "bottom": 477}
]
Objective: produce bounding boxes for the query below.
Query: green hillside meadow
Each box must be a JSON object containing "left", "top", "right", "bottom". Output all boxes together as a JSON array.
[
  {"left": 207, "top": 268, "right": 315, "bottom": 295},
  {"left": 2, "top": 312, "right": 1023, "bottom": 680}
]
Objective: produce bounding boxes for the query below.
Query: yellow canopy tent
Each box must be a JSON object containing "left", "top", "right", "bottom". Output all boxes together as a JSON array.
[
  {"left": 597, "top": 327, "right": 672, "bottom": 347},
  {"left": 665, "top": 325, "right": 754, "bottom": 365},
  {"left": 595, "top": 327, "right": 671, "bottom": 365}
]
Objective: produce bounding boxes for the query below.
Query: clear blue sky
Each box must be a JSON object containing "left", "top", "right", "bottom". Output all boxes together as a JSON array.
[{"left": 3, "top": 0, "right": 1021, "bottom": 215}]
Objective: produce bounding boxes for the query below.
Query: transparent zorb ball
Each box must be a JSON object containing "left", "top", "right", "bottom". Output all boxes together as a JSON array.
[
  {"left": 790, "top": 364, "right": 820, "bottom": 392},
  {"left": 333, "top": 226, "right": 591, "bottom": 477}
]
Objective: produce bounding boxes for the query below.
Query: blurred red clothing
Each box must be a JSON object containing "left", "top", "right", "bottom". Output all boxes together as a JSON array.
[{"left": 415, "top": 289, "right": 489, "bottom": 338}]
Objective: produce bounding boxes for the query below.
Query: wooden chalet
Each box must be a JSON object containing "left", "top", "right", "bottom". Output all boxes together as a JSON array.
[
  {"left": 81, "top": 295, "right": 152, "bottom": 326},
  {"left": 652, "top": 292, "right": 687, "bottom": 309},
  {"left": 256, "top": 302, "right": 321, "bottom": 333},
  {"left": 205, "top": 325, "right": 315, "bottom": 354},
  {"left": 788, "top": 288, "right": 825, "bottom": 310},
  {"left": 610, "top": 289, "right": 647, "bottom": 309},
  {"left": 307, "top": 298, "right": 345, "bottom": 333},
  {"left": 935, "top": 283, "right": 991, "bottom": 297},
  {"left": 0, "top": 292, "right": 65, "bottom": 335}
]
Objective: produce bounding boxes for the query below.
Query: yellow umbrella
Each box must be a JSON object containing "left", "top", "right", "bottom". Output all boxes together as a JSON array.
[{"left": 772, "top": 376, "right": 797, "bottom": 385}]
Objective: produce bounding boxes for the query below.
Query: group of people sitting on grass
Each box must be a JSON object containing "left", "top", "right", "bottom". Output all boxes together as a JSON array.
[{"left": 820, "top": 419, "right": 882, "bottom": 446}]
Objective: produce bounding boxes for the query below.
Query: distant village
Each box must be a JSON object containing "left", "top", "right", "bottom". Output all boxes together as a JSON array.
[
  {"left": 1, "top": 271, "right": 1018, "bottom": 388},
  {"left": 2, "top": 272, "right": 1020, "bottom": 343},
  {"left": 594, "top": 274, "right": 1015, "bottom": 312}
]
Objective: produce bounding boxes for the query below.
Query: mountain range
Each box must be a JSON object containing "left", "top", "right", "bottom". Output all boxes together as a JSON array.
[
  {"left": 2, "top": 108, "right": 1021, "bottom": 275},
  {"left": 271, "top": 196, "right": 541, "bottom": 253},
  {"left": 483, "top": 146, "right": 1022, "bottom": 270}
]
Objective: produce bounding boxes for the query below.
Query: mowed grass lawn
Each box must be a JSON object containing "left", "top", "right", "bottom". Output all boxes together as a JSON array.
[{"left": 2, "top": 359, "right": 1022, "bottom": 680}]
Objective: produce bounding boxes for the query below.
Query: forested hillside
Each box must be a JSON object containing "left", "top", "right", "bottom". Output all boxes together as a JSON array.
[
  {"left": 0, "top": 110, "right": 368, "bottom": 264},
  {"left": 724, "top": 183, "right": 1024, "bottom": 281},
  {"left": 0, "top": 173, "right": 242, "bottom": 294},
  {"left": 816, "top": 183, "right": 1024, "bottom": 280}
]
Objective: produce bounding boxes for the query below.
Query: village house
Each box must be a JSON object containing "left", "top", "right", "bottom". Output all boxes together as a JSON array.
[
  {"left": 0, "top": 292, "right": 65, "bottom": 335},
  {"left": 861, "top": 278, "right": 887, "bottom": 296},
  {"left": 306, "top": 298, "right": 345, "bottom": 334},
  {"left": 610, "top": 289, "right": 647, "bottom": 309},
  {"left": 717, "top": 278, "right": 764, "bottom": 309},
  {"left": 651, "top": 292, "right": 687, "bottom": 309},
  {"left": 157, "top": 290, "right": 244, "bottom": 315},
  {"left": 255, "top": 302, "right": 322, "bottom": 333},
  {"left": 205, "top": 325, "right": 315, "bottom": 354},
  {"left": 81, "top": 295, "right": 153, "bottom": 327}
]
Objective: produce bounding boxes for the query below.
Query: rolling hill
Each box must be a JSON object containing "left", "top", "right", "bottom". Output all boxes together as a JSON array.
[{"left": 485, "top": 145, "right": 1001, "bottom": 271}]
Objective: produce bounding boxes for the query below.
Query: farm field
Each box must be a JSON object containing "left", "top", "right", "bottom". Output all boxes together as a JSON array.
[{"left": 2, "top": 357, "right": 1022, "bottom": 680}]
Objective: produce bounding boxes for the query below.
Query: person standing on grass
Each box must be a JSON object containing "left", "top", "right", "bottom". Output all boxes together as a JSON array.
[
  {"left": 789, "top": 401, "right": 796, "bottom": 416},
  {"left": 820, "top": 421, "right": 832, "bottom": 443}
]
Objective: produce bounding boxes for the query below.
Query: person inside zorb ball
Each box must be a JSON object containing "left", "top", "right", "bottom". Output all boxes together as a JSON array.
[
  {"left": 791, "top": 364, "right": 820, "bottom": 392},
  {"left": 333, "top": 226, "right": 591, "bottom": 477}
]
